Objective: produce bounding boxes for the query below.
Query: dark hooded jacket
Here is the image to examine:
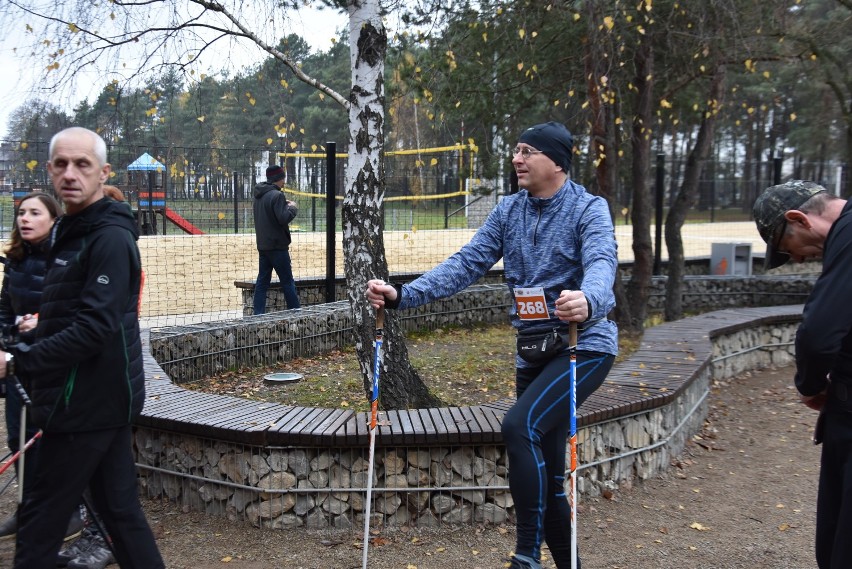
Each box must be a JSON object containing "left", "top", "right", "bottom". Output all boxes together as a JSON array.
[
  {"left": 13, "top": 197, "right": 144, "bottom": 432},
  {"left": 253, "top": 181, "right": 297, "bottom": 251},
  {"left": 0, "top": 238, "right": 51, "bottom": 344}
]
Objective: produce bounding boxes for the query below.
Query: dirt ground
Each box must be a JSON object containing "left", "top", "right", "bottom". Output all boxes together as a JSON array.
[{"left": 0, "top": 363, "right": 821, "bottom": 569}]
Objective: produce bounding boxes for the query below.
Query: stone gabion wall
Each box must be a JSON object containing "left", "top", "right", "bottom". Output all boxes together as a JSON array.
[
  {"left": 710, "top": 322, "right": 797, "bottom": 378},
  {"left": 465, "top": 181, "right": 501, "bottom": 229},
  {"left": 136, "top": 434, "right": 515, "bottom": 529},
  {"left": 244, "top": 258, "right": 820, "bottom": 316},
  {"left": 646, "top": 275, "right": 815, "bottom": 312},
  {"left": 577, "top": 368, "right": 711, "bottom": 497},
  {"left": 135, "top": 318, "right": 801, "bottom": 529},
  {"left": 575, "top": 321, "right": 798, "bottom": 499},
  {"left": 151, "top": 285, "right": 512, "bottom": 383}
]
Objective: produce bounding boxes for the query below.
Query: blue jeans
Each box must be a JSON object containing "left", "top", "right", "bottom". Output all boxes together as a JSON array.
[{"left": 253, "top": 249, "right": 300, "bottom": 314}]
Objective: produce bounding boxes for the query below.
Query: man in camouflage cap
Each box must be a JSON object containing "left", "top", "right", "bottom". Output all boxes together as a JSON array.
[
  {"left": 753, "top": 180, "right": 852, "bottom": 568},
  {"left": 753, "top": 180, "right": 829, "bottom": 268}
]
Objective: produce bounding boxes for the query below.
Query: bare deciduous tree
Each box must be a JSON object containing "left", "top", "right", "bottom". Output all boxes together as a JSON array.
[{"left": 1, "top": 0, "right": 440, "bottom": 408}]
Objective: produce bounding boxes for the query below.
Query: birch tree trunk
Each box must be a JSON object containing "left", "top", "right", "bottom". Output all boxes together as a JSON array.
[{"left": 342, "top": 0, "right": 440, "bottom": 410}]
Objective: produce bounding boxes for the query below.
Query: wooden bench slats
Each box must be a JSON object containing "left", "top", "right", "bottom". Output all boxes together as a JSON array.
[
  {"left": 354, "top": 411, "right": 370, "bottom": 446},
  {"left": 289, "top": 408, "right": 327, "bottom": 444},
  {"left": 313, "top": 409, "right": 355, "bottom": 445},
  {"left": 426, "top": 407, "right": 451, "bottom": 444},
  {"left": 385, "top": 410, "right": 406, "bottom": 446},
  {"left": 327, "top": 410, "right": 357, "bottom": 446},
  {"left": 394, "top": 409, "right": 416, "bottom": 445},
  {"left": 407, "top": 409, "right": 427, "bottom": 445},
  {"left": 468, "top": 406, "right": 501, "bottom": 444},
  {"left": 417, "top": 408, "right": 438, "bottom": 443},
  {"left": 296, "top": 408, "right": 337, "bottom": 444},
  {"left": 268, "top": 406, "right": 311, "bottom": 433},
  {"left": 448, "top": 407, "right": 475, "bottom": 444},
  {"left": 139, "top": 305, "right": 804, "bottom": 449}
]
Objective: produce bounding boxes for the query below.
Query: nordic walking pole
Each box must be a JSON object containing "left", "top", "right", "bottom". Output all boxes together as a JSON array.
[
  {"left": 361, "top": 307, "right": 384, "bottom": 569},
  {"left": 18, "top": 387, "right": 26, "bottom": 504},
  {"left": 0, "top": 430, "right": 41, "bottom": 477},
  {"left": 568, "top": 321, "right": 579, "bottom": 569},
  {"left": 0, "top": 379, "right": 42, "bottom": 493},
  {"left": 14, "top": 376, "right": 31, "bottom": 505}
]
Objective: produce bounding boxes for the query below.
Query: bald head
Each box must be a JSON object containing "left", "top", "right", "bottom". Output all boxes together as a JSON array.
[
  {"left": 47, "top": 127, "right": 111, "bottom": 215},
  {"left": 49, "top": 127, "right": 107, "bottom": 167}
]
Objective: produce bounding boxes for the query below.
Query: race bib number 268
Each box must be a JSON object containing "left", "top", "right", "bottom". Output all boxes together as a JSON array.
[{"left": 514, "top": 287, "right": 550, "bottom": 320}]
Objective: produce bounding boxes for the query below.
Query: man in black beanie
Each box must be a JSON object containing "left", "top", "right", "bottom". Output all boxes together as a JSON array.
[
  {"left": 366, "top": 121, "right": 618, "bottom": 569},
  {"left": 252, "top": 164, "right": 300, "bottom": 314},
  {"left": 516, "top": 121, "right": 574, "bottom": 175}
]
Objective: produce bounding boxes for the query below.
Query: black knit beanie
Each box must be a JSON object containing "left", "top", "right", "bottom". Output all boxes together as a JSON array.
[{"left": 517, "top": 122, "right": 574, "bottom": 172}]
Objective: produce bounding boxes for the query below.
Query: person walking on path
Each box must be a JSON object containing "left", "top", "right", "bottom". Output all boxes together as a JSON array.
[
  {"left": 753, "top": 180, "right": 852, "bottom": 569},
  {"left": 367, "top": 121, "right": 618, "bottom": 569},
  {"left": 0, "top": 127, "right": 164, "bottom": 569},
  {"left": 252, "top": 164, "right": 300, "bottom": 314},
  {"left": 0, "top": 192, "right": 86, "bottom": 543}
]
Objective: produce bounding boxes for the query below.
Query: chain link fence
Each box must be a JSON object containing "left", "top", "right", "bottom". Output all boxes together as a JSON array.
[{"left": 0, "top": 139, "right": 846, "bottom": 326}]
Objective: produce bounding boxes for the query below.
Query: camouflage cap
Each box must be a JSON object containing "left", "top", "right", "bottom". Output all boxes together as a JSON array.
[{"left": 753, "top": 180, "right": 827, "bottom": 269}]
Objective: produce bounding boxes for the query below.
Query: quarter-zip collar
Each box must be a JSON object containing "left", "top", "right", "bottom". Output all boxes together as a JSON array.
[{"left": 525, "top": 179, "right": 572, "bottom": 246}]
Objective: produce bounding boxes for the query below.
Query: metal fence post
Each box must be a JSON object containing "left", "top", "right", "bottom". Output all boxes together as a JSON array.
[
  {"left": 232, "top": 171, "right": 239, "bottom": 234},
  {"left": 325, "top": 142, "right": 336, "bottom": 304},
  {"left": 654, "top": 153, "right": 665, "bottom": 275}
]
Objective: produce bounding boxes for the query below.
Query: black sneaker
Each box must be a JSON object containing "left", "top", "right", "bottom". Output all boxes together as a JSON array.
[
  {"left": 0, "top": 507, "right": 83, "bottom": 544},
  {"left": 66, "top": 534, "right": 116, "bottom": 569},
  {"left": 57, "top": 528, "right": 96, "bottom": 567},
  {"left": 508, "top": 556, "right": 540, "bottom": 569},
  {"left": 0, "top": 513, "right": 16, "bottom": 540}
]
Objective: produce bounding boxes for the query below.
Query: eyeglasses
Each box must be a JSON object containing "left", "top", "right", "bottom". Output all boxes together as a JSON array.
[
  {"left": 512, "top": 146, "right": 545, "bottom": 160},
  {"left": 771, "top": 219, "right": 790, "bottom": 257}
]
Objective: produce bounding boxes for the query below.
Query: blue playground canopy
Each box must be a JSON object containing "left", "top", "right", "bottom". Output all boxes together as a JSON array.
[{"left": 127, "top": 153, "right": 165, "bottom": 171}]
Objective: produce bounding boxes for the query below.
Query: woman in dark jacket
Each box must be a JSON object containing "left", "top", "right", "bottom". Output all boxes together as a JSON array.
[
  {"left": 0, "top": 192, "right": 70, "bottom": 538},
  {"left": 0, "top": 192, "right": 62, "bottom": 473},
  {"left": 0, "top": 193, "right": 111, "bottom": 567}
]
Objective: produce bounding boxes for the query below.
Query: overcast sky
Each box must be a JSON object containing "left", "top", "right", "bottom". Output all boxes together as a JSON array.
[{"left": 0, "top": 6, "right": 348, "bottom": 139}]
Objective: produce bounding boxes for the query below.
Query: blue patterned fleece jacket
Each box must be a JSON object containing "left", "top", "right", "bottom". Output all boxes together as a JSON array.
[{"left": 397, "top": 178, "right": 618, "bottom": 361}]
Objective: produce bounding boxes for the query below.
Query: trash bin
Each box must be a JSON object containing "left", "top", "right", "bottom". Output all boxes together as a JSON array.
[{"left": 710, "top": 242, "right": 752, "bottom": 276}]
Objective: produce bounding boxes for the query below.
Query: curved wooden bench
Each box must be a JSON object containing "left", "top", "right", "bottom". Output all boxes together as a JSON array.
[{"left": 138, "top": 304, "right": 803, "bottom": 448}]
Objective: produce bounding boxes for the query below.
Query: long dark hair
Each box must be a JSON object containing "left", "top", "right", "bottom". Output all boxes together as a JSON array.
[{"left": 4, "top": 192, "right": 63, "bottom": 263}]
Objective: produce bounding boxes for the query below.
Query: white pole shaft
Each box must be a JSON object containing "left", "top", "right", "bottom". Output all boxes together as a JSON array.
[
  {"left": 18, "top": 405, "right": 25, "bottom": 504},
  {"left": 361, "top": 431, "right": 377, "bottom": 569}
]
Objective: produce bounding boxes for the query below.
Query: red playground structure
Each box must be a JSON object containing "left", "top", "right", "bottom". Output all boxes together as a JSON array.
[{"left": 127, "top": 153, "right": 204, "bottom": 236}]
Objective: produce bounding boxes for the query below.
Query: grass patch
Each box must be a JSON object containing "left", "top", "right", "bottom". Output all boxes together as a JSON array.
[{"left": 186, "top": 321, "right": 645, "bottom": 409}]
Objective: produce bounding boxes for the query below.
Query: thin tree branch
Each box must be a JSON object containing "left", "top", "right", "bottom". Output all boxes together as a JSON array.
[{"left": 190, "top": 0, "right": 349, "bottom": 109}]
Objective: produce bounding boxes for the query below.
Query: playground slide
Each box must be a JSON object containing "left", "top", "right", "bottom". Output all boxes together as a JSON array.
[{"left": 163, "top": 207, "right": 204, "bottom": 235}]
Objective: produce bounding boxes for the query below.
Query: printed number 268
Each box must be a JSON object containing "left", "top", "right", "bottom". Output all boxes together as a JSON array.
[{"left": 519, "top": 301, "right": 546, "bottom": 316}]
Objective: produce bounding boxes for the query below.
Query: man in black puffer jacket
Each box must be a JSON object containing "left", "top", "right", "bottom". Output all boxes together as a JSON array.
[{"left": 0, "top": 127, "right": 164, "bottom": 568}]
